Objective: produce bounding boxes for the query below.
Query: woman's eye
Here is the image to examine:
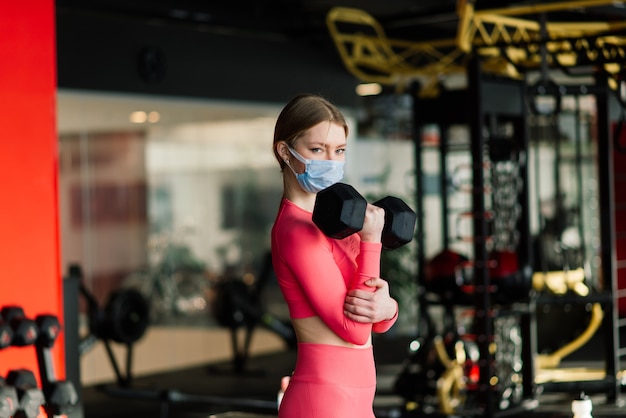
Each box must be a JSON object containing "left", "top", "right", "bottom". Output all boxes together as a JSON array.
[
  {"left": 310, "top": 148, "right": 322, "bottom": 153},
  {"left": 336, "top": 149, "right": 346, "bottom": 155}
]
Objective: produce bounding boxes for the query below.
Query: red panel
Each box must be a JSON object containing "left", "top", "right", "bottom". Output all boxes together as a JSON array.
[
  {"left": 617, "top": 268, "right": 625, "bottom": 315},
  {"left": 616, "top": 212, "right": 626, "bottom": 234},
  {"left": 617, "top": 237, "right": 626, "bottom": 259},
  {"left": 0, "top": 1, "right": 64, "bottom": 380},
  {"left": 614, "top": 187, "right": 626, "bottom": 205},
  {"left": 614, "top": 130, "right": 626, "bottom": 166},
  {"left": 615, "top": 125, "right": 626, "bottom": 315}
]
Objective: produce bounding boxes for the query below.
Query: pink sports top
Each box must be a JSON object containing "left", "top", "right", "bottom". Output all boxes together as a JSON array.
[{"left": 271, "top": 198, "right": 396, "bottom": 346}]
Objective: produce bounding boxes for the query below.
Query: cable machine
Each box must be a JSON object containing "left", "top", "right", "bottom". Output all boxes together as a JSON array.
[
  {"left": 396, "top": 60, "right": 623, "bottom": 418},
  {"left": 394, "top": 58, "right": 536, "bottom": 418}
]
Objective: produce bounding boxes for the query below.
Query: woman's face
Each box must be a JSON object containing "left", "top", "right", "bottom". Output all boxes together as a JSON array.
[{"left": 288, "top": 121, "right": 346, "bottom": 171}]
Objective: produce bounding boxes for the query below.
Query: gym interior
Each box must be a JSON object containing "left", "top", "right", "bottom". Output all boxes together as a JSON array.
[{"left": 2, "top": 1, "right": 626, "bottom": 417}]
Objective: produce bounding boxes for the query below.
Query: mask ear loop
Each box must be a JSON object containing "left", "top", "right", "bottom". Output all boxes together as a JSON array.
[
  {"left": 280, "top": 144, "right": 299, "bottom": 176},
  {"left": 277, "top": 142, "right": 292, "bottom": 170},
  {"left": 287, "top": 146, "right": 310, "bottom": 165}
]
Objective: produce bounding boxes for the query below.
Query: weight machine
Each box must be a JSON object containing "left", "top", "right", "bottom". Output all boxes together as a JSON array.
[
  {"left": 65, "top": 264, "right": 280, "bottom": 418},
  {"left": 394, "top": 60, "right": 537, "bottom": 418},
  {"left": 405, "top": 64, "right": 626, "bottom": 418},
  {"left": 211, "top": 251, "right": 296, "bottom": 375},
  {"left": 392, "top": 59, "right": 624, "bottom": 418}
]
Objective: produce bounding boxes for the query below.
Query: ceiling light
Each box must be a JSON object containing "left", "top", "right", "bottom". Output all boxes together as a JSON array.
[
  {"left": 129, "top": 111, "right": 147, "bottom": 123},
  {"left": 356, "top": 83, "right": 382, "bottom": 96},
  {"left": 148, "top": 111, "right": 161, "bottom": 123}
]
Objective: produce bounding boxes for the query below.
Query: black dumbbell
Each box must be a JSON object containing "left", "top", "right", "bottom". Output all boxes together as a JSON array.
[
  {"left": 0, "top": 324, "right": 17, "bottom": 418},
  {"left": 34, "top": 314, "right": 79, "bottom": 417},
  {"left": 5, "top": 370, "right": 45, "bottom": 418},
  {"left": 0, "top": 306, "right": 38, "bottom": 347},
  {"left": 0, "top": 377, "right": 18, "bottom": 418},
  {"left": 312, "top": 182, "right": 416, "bottom": 250},
  {"left": 0, "top": 319, "right": 13, "bottom": 349}
]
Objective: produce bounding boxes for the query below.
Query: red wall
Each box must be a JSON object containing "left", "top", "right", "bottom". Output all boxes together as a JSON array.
[
  {"left": 0, "top": 1, "right": 64, "bottom": 378},
  {"left": 615, "top": 124, "right": 626, "bottom": 315}
]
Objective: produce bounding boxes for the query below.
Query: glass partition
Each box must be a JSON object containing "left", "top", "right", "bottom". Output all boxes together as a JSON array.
[
  {"left": 58, "top": 90, "right": 419, "bottom": 384},
  {"left": 58, "top": 90, "right": 284, "bottom": 326}
]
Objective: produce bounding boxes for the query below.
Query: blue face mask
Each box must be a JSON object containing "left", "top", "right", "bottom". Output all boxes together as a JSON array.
[{"left": 286, "top": 147, "right": 345, "bottom": 193}]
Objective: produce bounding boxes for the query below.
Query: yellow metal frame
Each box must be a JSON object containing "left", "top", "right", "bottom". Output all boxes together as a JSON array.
[
  {"left": 326, "top": 7, "right": 465, "bottom": 97},
  {"left": 536, "top": 303, "right": 604, "bottom": 370},
  {"left": 326, "top": 1, "right": 626, "bottom": 96},
  {"left": 433, "top": 336, "right": 467, "bottom": 415}
]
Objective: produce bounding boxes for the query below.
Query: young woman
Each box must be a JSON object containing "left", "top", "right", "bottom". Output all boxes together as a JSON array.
[{"left": 271, "top": 94, "right": 399, "bottom": 417}]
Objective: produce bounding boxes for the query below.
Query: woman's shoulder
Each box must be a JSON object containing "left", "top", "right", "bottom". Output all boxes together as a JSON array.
[
  {"left": 273, "top": 199, "right": 325, "bottom": 243},
  {"left": 276, "top": 199, "right": 311, "bottom": 225}
]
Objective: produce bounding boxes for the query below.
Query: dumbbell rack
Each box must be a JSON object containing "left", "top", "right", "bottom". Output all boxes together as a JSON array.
[
  {"left": 405, "top": 57, "right": 623, "bottom": 417},
  {"left": 0, "top": 306, "right": 79, "bottom": 418}
]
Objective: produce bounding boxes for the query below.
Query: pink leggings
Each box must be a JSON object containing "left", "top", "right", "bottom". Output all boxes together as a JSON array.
[{"left": 278, "top": 343, "right": 377, "bottom": 418}]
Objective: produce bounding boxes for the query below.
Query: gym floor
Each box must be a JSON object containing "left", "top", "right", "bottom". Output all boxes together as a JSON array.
[{"left": 80, "top": 334, "right": 626, "bottom": 418}]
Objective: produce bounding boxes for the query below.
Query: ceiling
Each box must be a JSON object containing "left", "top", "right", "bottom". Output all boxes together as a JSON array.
[
  {"left": 56, "top": 0, "right": 626, "bottom": 90},
  {"left": 55, "top": 1, "right": 626, "bottom": 132},
  {"left": 54, "top": 0, "right": 457, "bottom": 43},
  {"left": 56, "top": 0, "right": 626, "bottom": 46}
]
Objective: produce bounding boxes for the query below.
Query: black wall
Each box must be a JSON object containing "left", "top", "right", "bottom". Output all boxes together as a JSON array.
[{"left": 56, "top": 8, "right": 361, "bottom": 107}]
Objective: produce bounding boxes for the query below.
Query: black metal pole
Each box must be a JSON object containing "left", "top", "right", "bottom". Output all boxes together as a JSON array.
[
  {"left": 468, "top": 54, "right": 495, "bottom": 417},
  {"left": 574, "top": 96, "right": 588, "bottom": 273},
  {"left": 516, "top": 79, "right": 537, "bottom": 401},
  {"left": 412, "top": 81, "right": 428, "bottom": 338},
  {"left": 63, "top": 271, "right": 84, "bottom": 418},
  {"left": 595, "top": 70, "right": 620, "bottom": 402},
  {"left": 440, "top": 124, "right": 450, "bottom": 248}
]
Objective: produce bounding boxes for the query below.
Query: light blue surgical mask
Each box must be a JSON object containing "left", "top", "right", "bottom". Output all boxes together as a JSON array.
[{"left": 286, "top": 147, "right": 344, "bottom": 193}]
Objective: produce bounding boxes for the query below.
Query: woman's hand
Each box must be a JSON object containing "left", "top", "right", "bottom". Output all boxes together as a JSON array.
[
  {"left": 344, "top": 277, "right": 398, "bottom": 323},
  {"left": 357, "top": 203, "right": 385, "bottom": 243}
]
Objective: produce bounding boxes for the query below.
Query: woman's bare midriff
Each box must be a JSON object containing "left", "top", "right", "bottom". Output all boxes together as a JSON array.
[{"left": 291, "top": 316, "right": 372, "bottom": 349}]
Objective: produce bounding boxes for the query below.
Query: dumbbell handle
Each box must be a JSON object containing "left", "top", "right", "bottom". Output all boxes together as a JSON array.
[
  {"left": 35, "top": 344, "right": 56, "bottom": 389},
  {"left": 35, "top": 341, "right": 79, "bottom": 416}
]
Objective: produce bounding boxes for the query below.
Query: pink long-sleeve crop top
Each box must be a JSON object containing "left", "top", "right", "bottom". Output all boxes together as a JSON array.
[{"left": 271, "top": 198, "right": 396, "bottom": 345}]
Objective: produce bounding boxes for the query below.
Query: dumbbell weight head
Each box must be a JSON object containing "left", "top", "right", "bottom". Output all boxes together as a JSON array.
[
  {"left": 34, "top": 315, "right": 61, "bottom": 349},
  {"left": 44, "top": 381, "right": 78, "bottom": 416},
  {"left": 0, "top": 377, "right": 18, "bottom": 418},
  {"left": 0, "top": 320, "right": 13, "bottom": 349},
  {"left": 32, "top": 315, "right": 79, "bottom": 416},
  {"left": 1, "top": 307, "right": 38, "bottom": 347},
  {"left": 373, "top": 196, "right": 417, "bottom": 250},
  {"left": 313, "top": 183, "right": 367, "bottom": 239},
  {"left": 5, "top": 370, "right": 45, "bottom": 418}
]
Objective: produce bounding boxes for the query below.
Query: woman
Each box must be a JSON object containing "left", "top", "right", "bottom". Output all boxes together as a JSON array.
[{"left": 271, "top": 94, "right": 399, "bottom": 417}]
